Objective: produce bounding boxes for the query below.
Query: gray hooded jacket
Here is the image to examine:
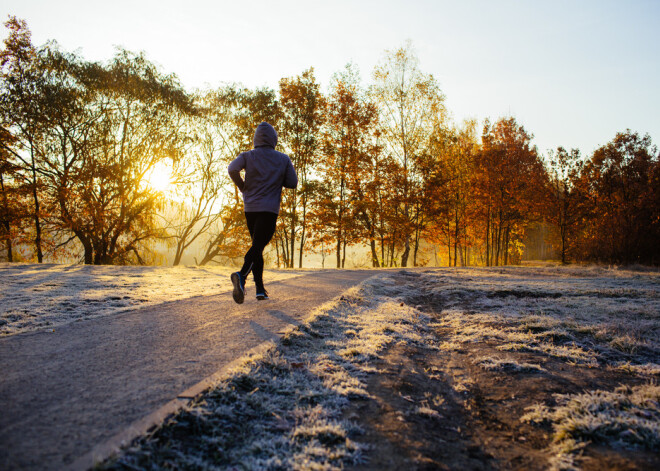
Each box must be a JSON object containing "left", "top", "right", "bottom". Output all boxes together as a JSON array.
[{"left": 228, "top": 122, "right": 298, "bottom": 214}]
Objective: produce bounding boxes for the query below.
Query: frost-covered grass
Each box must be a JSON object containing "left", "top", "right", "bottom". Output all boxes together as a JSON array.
[
  {"left": 101, "top": 274, "right": 434, "bottom": 470},
  {"left": 521, "top": 383, "right": 660, "bottom": 470},
  {"left": 0, "top": 263, "right": 302, "bottom": 336},
  {"left": 420, "top": 266, "right": 660, "bottom": 370},
  {"left": 409, "top": 265, "right": 660, "bottom": 469},
  {"left": 8, "top": 263, "right": 657, "bottom": 467}
]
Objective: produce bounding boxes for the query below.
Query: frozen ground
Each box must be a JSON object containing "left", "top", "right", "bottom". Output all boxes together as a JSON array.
[
  {"left": 2, "top": 263, "right": 659, "bottom": 469},
  {"left": 0, "top": 263, "right": 302, "bottom": 336},
  {"left": 99, "top": 265, "right": 660, "bottom": 470},
  {"left": 422, "top": 266, "right": 660, "bottom": 370}
]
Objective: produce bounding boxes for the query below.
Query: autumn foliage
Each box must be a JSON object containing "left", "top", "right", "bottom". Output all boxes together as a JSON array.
[{"left": 1, "top": 19, "right": 658, "bottom": 266}]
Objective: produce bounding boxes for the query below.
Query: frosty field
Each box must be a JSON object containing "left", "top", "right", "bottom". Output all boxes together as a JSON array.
[
  {"left": 90, "top": 265, "right": 660, "bottom": 470},
  {"left": 2, "top": 263, "right": 659, "bottom": 469},
  {"left": 0, "top": 263, "right": 302, "bottom": 336}
]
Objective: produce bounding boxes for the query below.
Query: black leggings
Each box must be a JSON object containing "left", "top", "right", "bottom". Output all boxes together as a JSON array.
[{"left": 239, "top": 211, "right": 278, "bottom": 290}]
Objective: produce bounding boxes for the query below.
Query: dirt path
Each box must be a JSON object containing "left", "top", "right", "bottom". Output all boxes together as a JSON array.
[{"left": 0, "top": 269, "right": 382, "bottom": 471}]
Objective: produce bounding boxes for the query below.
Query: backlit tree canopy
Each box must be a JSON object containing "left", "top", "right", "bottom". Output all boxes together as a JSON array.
[{"left": 1, "top": 18, "right": 658, "bottom": 266}]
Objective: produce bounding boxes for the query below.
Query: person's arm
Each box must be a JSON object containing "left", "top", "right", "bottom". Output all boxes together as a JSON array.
[
  {"left": 228, "top": 154, "right": 246, "bottom": 192},
  {"left": 283, "top": 158, "right": 298, "bottom": 189}
]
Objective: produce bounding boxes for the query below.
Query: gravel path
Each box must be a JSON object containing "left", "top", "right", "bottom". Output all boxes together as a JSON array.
[{"left": 0, "top": 269, "right": 382, "bottom": 471}]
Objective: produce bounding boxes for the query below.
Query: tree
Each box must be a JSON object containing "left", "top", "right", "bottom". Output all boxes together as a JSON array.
[
  {"left": 279, "top": 68, "right": 325, "bottom": 268},
  {"left": 37, "top": 47, "right": 194, "bottom": 264},
  {"left": 314, "top": 64, "right": 380, "bottom": 268},
  {"left": 371, "top": 42, "right": 446, "bottom": 266},
  {"left": 195, "top": 85, "right": 280, "bottom": 266},
  {"left": 0, "top": 126, "right": 27, "bottom": 261},
  {"left": 427, "top": 120, "right": 478, "bottom": 267},
  {"left": 543, "top": 147, "right": 585, "bottom": 264},
  {"left": 166, "top": 114, "right": 224, "bottom": 266},
  {"left": 0, "top": 17, "right": 47, "bottom": 261},
  {"left": 475, "top": 117, "right": 546, "bottom": 266},
  {"left": 578, "top": 130, "right": 659, "bottom": 264}
]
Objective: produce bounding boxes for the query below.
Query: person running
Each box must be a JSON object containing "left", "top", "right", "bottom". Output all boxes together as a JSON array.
[{"left": 228, "top": 121, "right": 298, "bottom": 303}]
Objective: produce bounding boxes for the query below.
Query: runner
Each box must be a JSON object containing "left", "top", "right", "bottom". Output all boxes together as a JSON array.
[{"left": 228, "top": 122, "right": 298, "bottom": 303}]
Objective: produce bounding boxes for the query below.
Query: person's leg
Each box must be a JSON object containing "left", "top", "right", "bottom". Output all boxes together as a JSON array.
[
  {"left": 245, "top": 212, "right": 257, "bottom": 239},
  {"left": 238, "top": 212, "right": 259, "bottom": 281},
  {"left": 250, "top": 212, "right": 278, "bottom": 292}
]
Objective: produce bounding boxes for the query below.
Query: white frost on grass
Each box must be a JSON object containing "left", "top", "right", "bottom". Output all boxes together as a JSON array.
[
  {"left": 102, "top": 273, "right": 434, "bottom": 470},
  {"left": 0, "top": 263, "right": 302, "bottom": 336},
  {"left": 421, "top": 266, "right": 660, "bottom": 368},
  {"left": 521, "top": 383, "right": 660, "bottom": 470}
]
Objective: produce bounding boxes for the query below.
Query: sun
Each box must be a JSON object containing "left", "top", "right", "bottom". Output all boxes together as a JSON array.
[{"left": 145, "top": 161, "right": 173, "bottom": 194}]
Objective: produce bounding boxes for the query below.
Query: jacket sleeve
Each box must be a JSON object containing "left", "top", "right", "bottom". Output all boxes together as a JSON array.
[
  {"left": 283, "top": 158, "right": 298, "bottom": 189},
  {"left": 228, "top": 154, "right": 246, "bottom": 191}
]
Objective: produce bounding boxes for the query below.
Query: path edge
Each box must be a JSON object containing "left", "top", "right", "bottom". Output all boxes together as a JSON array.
[
  {"left": 66, "top": 271, "right": 384, "bottom": 471},
  {"left": 67, "top": 340, "right": 276, "bottom": 471}
]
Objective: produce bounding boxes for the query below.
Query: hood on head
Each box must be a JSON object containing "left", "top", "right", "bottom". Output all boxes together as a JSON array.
[{"left": 253, "top": 122, "right": 278, "bottom": 148}]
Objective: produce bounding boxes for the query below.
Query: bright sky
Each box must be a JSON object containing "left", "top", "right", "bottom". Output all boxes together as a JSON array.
[{"left": 1, "top": 0, "right": 659, "bottom": 156}]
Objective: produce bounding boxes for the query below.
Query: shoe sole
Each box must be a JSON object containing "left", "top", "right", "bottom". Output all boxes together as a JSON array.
[
  {"left": 256, "top": 295, "right": 269, "bottom": 301},
  {"left": 231, "top": 273, "right": 244, "bottom": 304}
]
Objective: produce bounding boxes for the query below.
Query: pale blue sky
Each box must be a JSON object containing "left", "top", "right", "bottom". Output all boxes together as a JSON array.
[{"left": 1, "top": 0, "right": 658, "bottom": 156}]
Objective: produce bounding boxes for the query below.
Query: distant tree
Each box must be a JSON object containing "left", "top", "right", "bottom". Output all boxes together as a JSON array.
[
  {"left": 37, "top": 47, "right": 194, "bottom": 264},
  {"left": 543, "top": 147, "right": 585, "bottom": 264},
  {"left": 578, "top": 130, "right": 659, "bottom": 264},
  {"left": 279, "top": 68, "right": 325, "bottom": 268},
  {"left": 313, "top": 64, "right": 380, "bottom": 268},
  {"left": 0, "top": 17, "right": 47, "bottom": 262},
  {"left": 475, "top": 117, "right": 546, "bottom": 266},
  {"left": 371, "top": 42, "right": 446, "bottom": 266},
  {"left": 195, "top": 85, "right": 280, "bottom": 266}
]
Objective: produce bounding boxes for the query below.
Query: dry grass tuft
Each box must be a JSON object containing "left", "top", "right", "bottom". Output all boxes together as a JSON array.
[{"left": 476, "top": 357, "right": 546, "bottom": 373}]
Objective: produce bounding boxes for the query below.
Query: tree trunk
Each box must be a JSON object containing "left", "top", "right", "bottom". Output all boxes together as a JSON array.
[
  {"left": 31, "top": 175, "right": 43, "bottom": 263},
  {"left": 289, "top": 221, "right": 295, "bottom": 268},
  {"left": 275, "top": 236, "right": 280, "bottom": 268},
  {"left": 77, "top": 232, "right": 93, "bottom": 265},
  {"left": 30, "top": 146, "right": 43, "bottom": 263},
  {"left": 454, "top": 210, "right": 459, "bottom": 267},
  {"left": 447, "top": 220, "right": 452, "bottom": 267},
  {"left": 485, "top": 205, "right": 490, "bottom": 267},
  {"left": 342, "top": 239, "right": 347, "bottom": 268},
  {"left": 173, "top": 240, "right": 184, "bottom": 266},
  {"left": 0, "top": 172, "right": 12, "bottom": 262},
  {"left": 504, "top": 224, "right": 510, "bottom": 265},
  {"left": 560, "top": 220, "right": 568, "bottom": 264},
  {"left": 401, "top": 235, "right": 410, "bottom": 267},
  {"left": 494, "top": 211, "right": 503, "bottom": 266},
  {"left": 370, "top": 237, "right": 379, "bottom": 267},
  {"left": 298, "top": 203, "right": 306, "bottom": 268},
  {"left": 336, "top": 228, "right": 342, "bottom": 269}
]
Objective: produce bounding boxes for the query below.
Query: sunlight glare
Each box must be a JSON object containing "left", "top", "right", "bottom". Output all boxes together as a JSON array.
[{"left": 145, "top": 161, "right": 173, "bottom": 194}]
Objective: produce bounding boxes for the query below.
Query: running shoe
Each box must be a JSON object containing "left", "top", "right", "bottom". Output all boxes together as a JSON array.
[
  {"left": 256, "top": 289, "right": 269, "bottom": 301},
  {"left": 231, "top": 272, "right": 245, "bottom": 304}
]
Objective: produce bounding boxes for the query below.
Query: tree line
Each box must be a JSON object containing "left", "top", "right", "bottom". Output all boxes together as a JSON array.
[{"left": 1, "top": 18, "right": 658, "bottom": 267}]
